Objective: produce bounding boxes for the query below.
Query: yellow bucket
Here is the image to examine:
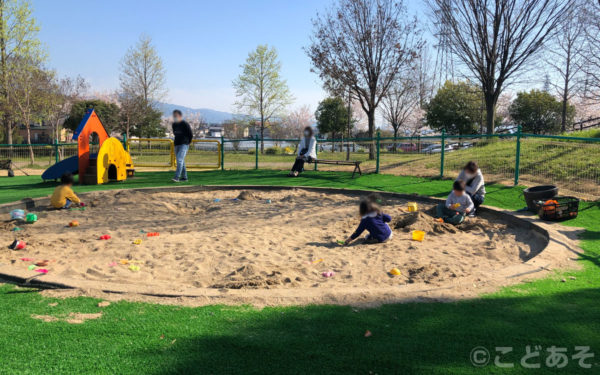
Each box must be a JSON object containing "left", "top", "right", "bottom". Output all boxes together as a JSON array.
[
  {"left": 412, "top": 230, "right": 425, "bottom": 242},
  {"left": 407, "top": 202, "right": 418, "bottom": 212}
]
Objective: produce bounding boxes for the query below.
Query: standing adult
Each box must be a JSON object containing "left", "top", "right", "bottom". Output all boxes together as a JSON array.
[
  {"left": 289, "top": 126, "right": 317, "bottom": 177},
  {"left": 172, "top": 110, "right": 193, "bottom": 182},
  {"left": 456, "top": 161, "right": 486, "bottom": 215}
]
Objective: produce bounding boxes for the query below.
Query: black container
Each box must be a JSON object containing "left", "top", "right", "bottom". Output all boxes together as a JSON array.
[{"left": 523, "top": 185, "right": 558, "bottom": 212}]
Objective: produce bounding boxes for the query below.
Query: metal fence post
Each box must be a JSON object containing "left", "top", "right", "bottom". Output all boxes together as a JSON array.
[
  {"left": 314, "top": 138, "right": 318, "bottom": 171},
  {"left": 255, "top": 135, "right": 259, "bottom": 169},
  {"left": 376, "top": 131, "right": 381, "bottom": 174},
  {"left": 54, "top": 139, "right": 59, "bottom": 164},
  {"left": 440, "top": 129, "right": 446, "bottom": 178},
  {"left": 514, "top": 125, "right": 522, "bottom": 186},
  {"left": 220, "top": 136, "right": 224, "bottom": 171}
]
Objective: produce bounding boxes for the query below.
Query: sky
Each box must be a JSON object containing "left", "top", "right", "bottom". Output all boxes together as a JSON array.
[{"left": 31, "top": 0, "right": 424, "bottom": 114}]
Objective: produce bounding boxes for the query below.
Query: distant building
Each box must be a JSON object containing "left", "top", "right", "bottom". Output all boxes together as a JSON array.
[{"left": 17, "top": 124, "right": 52, "bottom": 144}]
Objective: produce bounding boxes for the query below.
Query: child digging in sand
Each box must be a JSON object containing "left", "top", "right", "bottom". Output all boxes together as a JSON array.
[
  {"left": 50, "top": 173, "right": 82, "bottom": 209},
  {"left": 343, "top": 199, "right": 392, "bottom": 245},
  {"left": 436, "top": 180, "right": 474, "bottom": 225}
]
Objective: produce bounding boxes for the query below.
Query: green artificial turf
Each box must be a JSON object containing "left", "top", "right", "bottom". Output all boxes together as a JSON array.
[{"left": 0, "top": 170, "right": 598, "bottom": 374}]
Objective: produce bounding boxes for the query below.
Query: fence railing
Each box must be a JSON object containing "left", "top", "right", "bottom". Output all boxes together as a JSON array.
[{"left": 1, "top": 128, "right": 598, "bottom": 198}]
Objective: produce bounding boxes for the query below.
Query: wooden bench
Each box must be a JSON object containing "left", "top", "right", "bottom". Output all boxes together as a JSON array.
[{"left": 312, "top": 159, "right": 362, "bottom": 178}]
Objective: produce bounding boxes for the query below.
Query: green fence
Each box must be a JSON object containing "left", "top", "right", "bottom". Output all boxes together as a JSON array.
[
  {"left": 218, "top": 127, "right": 599, "bottom": 199},
  {"left": 1, "top": 128, "right": 598, "bottom": 198}
]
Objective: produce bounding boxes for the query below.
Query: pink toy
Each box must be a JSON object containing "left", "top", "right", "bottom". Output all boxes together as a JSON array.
[
  {"left": 35, "top": 269, "right": 48, "bottom": 274},
  {"left": 20, "top": 257, "right": 34, "bottom": 261},
  {"left": 322, "top": 270, "right": 335, "bottom": 278},
  {"left": 108, "top": 262, "right": 118, "bottom": 267}
]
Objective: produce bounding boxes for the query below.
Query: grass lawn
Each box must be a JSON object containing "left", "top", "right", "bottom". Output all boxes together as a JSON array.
[{"left": 0, "top": 170, "right": 599, "bottom": 374}]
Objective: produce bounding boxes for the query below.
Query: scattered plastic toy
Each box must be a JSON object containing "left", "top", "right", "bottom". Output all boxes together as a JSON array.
[
  {"left": 119, "top": 259, "right": 129, "bottom": 265},
  {"left": 35, "top": 269, "right": 48, "bottom": 274},
  {"left": 322, "top": 270, "right": 335, "bottom": 278},
  {"left": 35, "top": 261, "right": 49, "bottom": 267},
  {"left": 312, "top": 258, "right": 324, "bottom": 264},
  {"left": 213, "top": 198, "right": 221, "bottom": 203},
  {"left": 9, "top": 240, "right": 26, "bottom": 250},
  {"left": 99, "top": 235, "right": 111, "bottom": 240},
  {"left": 20, "top": 257, "right": 34, "bottom": 261},
  {"left": 435, "top": 218, "right": 444, "bottom": 223},
  {"left": 389, "top": 268, "right": 402, "bottom": 276},
  {"left": 232, "top": 198, "right": 239, "bottom": 202},
  {"left": 128, "top": 265, "right": 140, "bottom": 272},
  {"left": 27, "top": 265, "right": 36, "bottom": 270},
  {"left": 10, "top": 209, "right": 25, "bottom": 220},
  {"left": 133, "top": 239, "right": 142, "bottom": 245},
  {"left": 407, "top": 202, "right": 418, "bottom": 212},
  {"left": 146, "top": 232, "right": 159, "bottom": 237},
  {"left": 266, "top": 199, "right": 271, "bottom": 204},
  {"left": 412, "top": 230, "right": 425, "bottom": 242},
  {"left": 12, "top": 227, "right": 21, "bottom": 231},
  {"left": 140, "top": 230, "right": 146, "bottom": 233},
  {"left": 108, "top": 262, "right": 118, "bottom": 267},
  {"left": 25, "top": 213, "right": 37, "bottom": 223},
  {"left": 69, "top": 220, "right": 79, "bottom": 227},
  {"left": 336, "top": 240, "right": 346, "bottom": 246}
]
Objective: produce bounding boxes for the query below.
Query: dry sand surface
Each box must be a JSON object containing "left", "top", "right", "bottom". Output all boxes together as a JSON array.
[{"left": 0, "top": 188, "right": 579, "bottom": 306}]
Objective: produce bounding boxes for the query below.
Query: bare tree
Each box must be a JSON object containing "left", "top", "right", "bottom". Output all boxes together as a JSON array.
[
  {"left": 382, "top": 76, "right": 419, "bottom": 148},
  {"left": 428, "top": 0, "right": 572, "bottom": 134},
  {"left": 582, "top": 2, "right": 600, "bottom": 103},
  {"left": 45, "top": 75, "right": 87, "bottom": 141},
  {"left": 546, "top": 0, "right": 585, "bottom": 132},
  {"left": 282, "top": 105, "right": 313, "bottom": 138},
  {"left": 307, "top": 0, "right": 422, "bottom": 159}
]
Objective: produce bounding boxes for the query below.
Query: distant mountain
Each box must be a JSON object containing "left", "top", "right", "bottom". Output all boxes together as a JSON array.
[{"left": 158, "top": 102, "right": 237, "bottom": 124}]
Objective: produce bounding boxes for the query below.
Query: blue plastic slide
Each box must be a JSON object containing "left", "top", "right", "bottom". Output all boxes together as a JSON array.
[{"left": 41, "top": 155, "right": 79, "bottom": 180}]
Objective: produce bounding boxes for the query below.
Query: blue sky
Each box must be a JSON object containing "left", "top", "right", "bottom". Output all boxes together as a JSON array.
[{"left": 32, "top": 0, "right": 424, "bottom": 113}]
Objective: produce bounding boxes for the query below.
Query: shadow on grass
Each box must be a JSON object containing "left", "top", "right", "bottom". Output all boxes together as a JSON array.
[{"left": 135, "top": 289, "right": 600, "bottom": 375}]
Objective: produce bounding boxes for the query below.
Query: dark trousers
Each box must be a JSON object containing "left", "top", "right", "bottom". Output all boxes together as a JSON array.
[
  {"left": 436, "top": 203, "right": 465, "bottom": 225},
  {"left": 468, "top": 192, "right": 485, "bottom": 209},
  {"left": 291, "top": 156, "right": 313, "bottom": 173}
]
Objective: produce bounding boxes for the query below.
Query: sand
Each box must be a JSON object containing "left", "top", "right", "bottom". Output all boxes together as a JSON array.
[{"left": 0, "top": 188, "right": 579, "bottom": 307}]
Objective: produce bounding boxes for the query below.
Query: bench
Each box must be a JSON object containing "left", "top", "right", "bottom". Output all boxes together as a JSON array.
[
  {"left": 312, "top": 159, "right": 362, "bottom": 178},
  {"left": 0, "top": 159, "right": 29, "bottom": 177}
]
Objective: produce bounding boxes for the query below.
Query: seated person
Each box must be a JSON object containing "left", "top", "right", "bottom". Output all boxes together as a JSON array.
[
  {"left": 289, "top": 126, "right": 316, "bottom": 177},
  {"left": 343, "top": 199, "right": 392, "bottom": 245},
  {"left": 456, "top": 161, "right": 485, "bottom": 214},
  {"left": 50, "top": 173, "right": 82, "bottom": 209},
  {"left": 436, "top": 180, "right": 474, "bottom": 225}
]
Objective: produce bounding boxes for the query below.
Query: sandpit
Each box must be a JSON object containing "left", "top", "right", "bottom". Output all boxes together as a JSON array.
[{"left": 0, "top": 187, "right": 581, "bottom": 306}]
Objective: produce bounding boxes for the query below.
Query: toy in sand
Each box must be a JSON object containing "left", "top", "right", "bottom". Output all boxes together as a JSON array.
[
  {"left": 146, "top": 232, "right": 159, "bottom": 237},
  {"left": 389, "top": 268, "right": 402, "bottom": 276},
  {"left": 69, "top": 221, "right": 79, "bottom": 227},
  {"left": 8, "top": 240, "right": 26, "bottom": 250},
  {"left": 99, "top": 235, "right": 111, "bottom": 240}
]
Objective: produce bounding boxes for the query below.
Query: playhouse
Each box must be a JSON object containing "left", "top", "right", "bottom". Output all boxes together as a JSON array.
[{"left": 42, "top": 109, "right": 134, "bottom": 184}]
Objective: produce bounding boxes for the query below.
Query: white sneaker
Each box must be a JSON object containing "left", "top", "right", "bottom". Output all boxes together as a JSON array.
[{"left": 172, "top": 178, "right": 180, "bottom": 182}]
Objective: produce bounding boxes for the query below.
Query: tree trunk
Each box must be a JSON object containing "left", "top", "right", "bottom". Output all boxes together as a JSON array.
[
  {"left": 331, "top": 132, "right": 335, "bottom": 153},
  {"left": 393, "top": 127, "right": 399, "bottom": 152},
  {"left": 260, "top": 116, "right": 264, "bottom": 154},
  {"left": 484, "top": 98, "right": 496, "bottom": 135},
  {"left": 367, "top": 110, "right": 375, "bottom": 159},
  {"left": 26, "top": 125, "right": 34, "bottom": 165}
]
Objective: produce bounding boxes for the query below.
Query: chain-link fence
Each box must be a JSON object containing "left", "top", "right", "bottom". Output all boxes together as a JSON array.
[{"left": 1, "top": 128, "right": 598, "bottom": 198}]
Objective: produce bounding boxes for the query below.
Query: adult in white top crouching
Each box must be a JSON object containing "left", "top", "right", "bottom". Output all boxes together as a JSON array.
[{"left": 289, "top": 126, "right": 317, "bottom": 177}]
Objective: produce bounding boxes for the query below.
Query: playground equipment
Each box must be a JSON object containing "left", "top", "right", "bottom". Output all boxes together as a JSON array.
[{"left": 42, "top": 109, "right": 134, "bottom": 184}]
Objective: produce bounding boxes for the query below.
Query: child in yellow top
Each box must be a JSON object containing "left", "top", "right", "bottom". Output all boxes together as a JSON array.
[{"left": 50, "top": 173, "right": 81, "bottom": 209}]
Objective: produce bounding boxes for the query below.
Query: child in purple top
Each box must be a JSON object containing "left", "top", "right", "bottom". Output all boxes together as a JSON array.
[{"left": 344, "top": 200, "right": 393, "bottom": 245}]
